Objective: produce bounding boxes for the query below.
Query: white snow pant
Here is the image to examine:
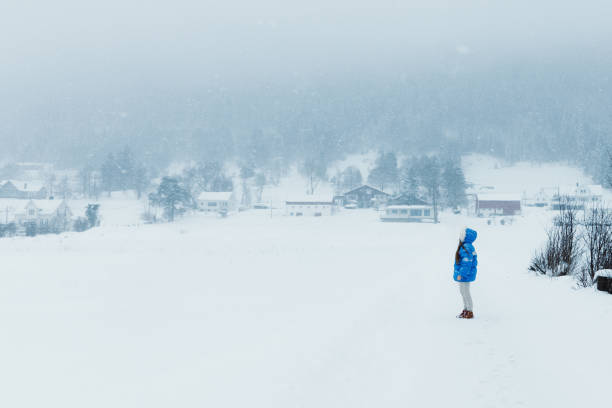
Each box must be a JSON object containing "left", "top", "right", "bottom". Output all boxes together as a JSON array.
[{"left": 459, "top": 282, "right": 473, "bottom": 311}]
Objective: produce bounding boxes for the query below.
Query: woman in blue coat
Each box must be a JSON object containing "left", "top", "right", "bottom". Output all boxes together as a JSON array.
[{"left": 454, "top": 227, "right": 478, "bottom": 319}]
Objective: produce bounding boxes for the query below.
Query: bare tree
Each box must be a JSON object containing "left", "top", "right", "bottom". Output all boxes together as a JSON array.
[
  {"left": 529, "top": 197, "right": 581, "bottom": 277},
  {"left": 581, "top": 204, "right": 612, "bottom": 284}
]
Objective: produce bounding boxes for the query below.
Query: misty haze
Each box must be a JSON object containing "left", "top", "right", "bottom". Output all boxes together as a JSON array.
[{"left": 1, "top": 1, "right": 611, "bottom": 407}]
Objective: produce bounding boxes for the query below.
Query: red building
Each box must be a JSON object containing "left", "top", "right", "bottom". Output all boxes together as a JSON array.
[{"left": 476, "top": 194, "right": 521, "bottom": 216}]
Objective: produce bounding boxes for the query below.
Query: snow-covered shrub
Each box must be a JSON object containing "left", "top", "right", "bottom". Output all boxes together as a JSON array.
[
  {"left": 74, "top": 217, "right": 90, "bottom": 232},
  {"left": 86, "top": 204, "right": 101, "bottom": 228}
]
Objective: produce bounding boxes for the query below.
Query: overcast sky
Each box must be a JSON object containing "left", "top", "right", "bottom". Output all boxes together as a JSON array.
[
  {"left": 2, "top": 0, "right": 611, "bottom": 89},
  {"left": 1, "top": 1, "right": 612, "bottom": 165}
]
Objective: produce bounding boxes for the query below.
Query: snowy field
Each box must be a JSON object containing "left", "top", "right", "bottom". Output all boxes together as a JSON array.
[
  {"left": 1, "top": 157, "right": 611, "bottom": 407},
  {"left": 1, "top": 207, "right": 611, "bottom": 408}
]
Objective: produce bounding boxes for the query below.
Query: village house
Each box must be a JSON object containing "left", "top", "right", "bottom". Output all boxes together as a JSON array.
[
  {"left": 286, "top": 198, "right": 335, "bottom": 216},
  {"left": 380, "top": 205, "right": 434, "bottom": 222},
  {"left": 476, "top": 194, "right": 522, "bottom": 216},
  {"left": 342, "top": 185, "right": 390, "bottom": 208},
  {"left": 551, "top": 184, "right": 604, "bottom": 210},
  {"left": 197, "top": 192, "right": 235, "bottom": 213},
  {"left": 380, "top": 194, "right": 434, "bottom": 222},
  {"left": 0, "top": 180, "right": 48, "bottom": 199},
  {"left": 13, "top": 199, "right": 73, "bottom": 227}
]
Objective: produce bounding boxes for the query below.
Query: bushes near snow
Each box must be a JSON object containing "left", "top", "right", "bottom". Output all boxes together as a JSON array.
[{"left": 530, "top": 199, "right": 612, "bottom": 288}]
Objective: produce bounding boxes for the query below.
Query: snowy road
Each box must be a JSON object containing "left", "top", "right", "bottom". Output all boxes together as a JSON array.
[{"left": 1, "top": 210, "right": 610, "bottom": 407}]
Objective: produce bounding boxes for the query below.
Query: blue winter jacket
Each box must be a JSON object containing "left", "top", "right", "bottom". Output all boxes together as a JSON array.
[{"left": 453, "top": 228, "right": 478, "bottom": 282}]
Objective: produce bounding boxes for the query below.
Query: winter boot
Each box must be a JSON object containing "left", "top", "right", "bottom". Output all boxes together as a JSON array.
[
  {"left": 456, "top": 310, "right": 467, "bottom": 318},
  {"left": 464, "top": 311, "right": 474, "bottom": 319}
]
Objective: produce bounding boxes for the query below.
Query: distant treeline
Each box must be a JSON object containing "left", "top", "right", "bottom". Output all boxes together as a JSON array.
[{"left": 3, "top": 61, "right": 612, "bottom": 186}]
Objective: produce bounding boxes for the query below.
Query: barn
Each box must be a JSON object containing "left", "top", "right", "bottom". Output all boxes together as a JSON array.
[{"left": 476, "top": 194, "right": 521, "bottom": 216}]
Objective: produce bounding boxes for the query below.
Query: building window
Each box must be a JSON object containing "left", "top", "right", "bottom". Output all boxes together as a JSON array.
[
  {"left": 208, "top": 202, "right": 217, "bottom": 207},
  {"left": 424, "top": 209, "right": 431, "bottom": 216},
  {"left": 296, "top": 212, "right": 303, "bottom": 216},
  {"left": 28, "top": 209, "right": 35, "bottom": 216},
  {"left": 400, "top": 209, "right": 408, "bottom": 214},
  {"left": 392, "top": 209, "right": 398, "bottom": 214},
  {"left": 314, "top": 212, "right": 322, "bottom": 217},
  {"left": 410, "top": 209, "right": 422, "bottom": 216}
]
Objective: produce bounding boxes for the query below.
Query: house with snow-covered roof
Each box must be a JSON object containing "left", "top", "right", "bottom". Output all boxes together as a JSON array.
[
  {"left": 197, "top": 191, "right": 235, "bottom": 213},
  {"left": 380, "top": 194, "right": 434, "bottom": 222},
  {"left": 13, "top": 199, "right": 73, "bottom": 227},
  {"left": 0, "top": 180, "right": 48, "bottom": 199}
]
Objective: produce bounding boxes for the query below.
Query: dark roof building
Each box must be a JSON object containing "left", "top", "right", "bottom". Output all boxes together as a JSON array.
[{"left": 343, "top": 185, "right": 390, "bottom": 208}]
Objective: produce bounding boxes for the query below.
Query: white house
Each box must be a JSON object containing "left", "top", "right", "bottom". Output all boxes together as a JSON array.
[
  {"left": 551, "top": 184, "right": 604, "bottom": 210},
  {"left": 286, "top": 198, "right": 335, "bottom": 216},
  {"left": 380, "top": 205, "right": 434, "bottom": 222},
  {"left": 197, "top": 192, "right": 235, "bottom": 213},
  {"left": 14, "top": 199, "right": 73, "bottom": 226}
]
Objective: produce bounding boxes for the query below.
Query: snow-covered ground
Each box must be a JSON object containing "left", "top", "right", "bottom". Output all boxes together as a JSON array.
[
  {"left": 1, "top": 156, "right": 611, "bottom": 407},
  {"left": 1, "top": 207, "right": 611, "bottom": 408}
]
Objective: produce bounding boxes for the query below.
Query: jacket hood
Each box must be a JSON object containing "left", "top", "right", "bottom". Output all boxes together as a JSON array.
[{"left": 460, "top": 227, "right": 477, "bottom": 244}]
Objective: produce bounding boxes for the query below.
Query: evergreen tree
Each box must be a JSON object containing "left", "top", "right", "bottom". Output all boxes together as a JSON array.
[
  {"left": 101, "top": 153, "right": 120, "bottom": 196},
  {"left": 240, "top": 164, "right": 255, "bottom": 180},
  {"left": 86, "top": 204, "right": 101, "bottom": 228},
  {"left": 133, "top": 164, "right": 149, "bottom": 199},
  {"left": 211, "top": 174, "right": 233, "bottom": 192},
  {"left": 148, "top": 177, "right": 193, "bottom": 222},
  {"left": 367, "top": 152, "right": 398, "bottom": 192},
  {"left": 340, "top": 166, "right": 363, "bottom": 192},
  {"left": 181, "top": 161, "right": 232, "bottom": 195},
  {"left": 117, "top": 147, "right": 135, "bottom": 191},
  {"left": 442, "top": 161, "right": 468, "bottom": 209},
  {"left": 399, "top": 159, "right": 419, "bottom": 196},
  {"left": 79, "top": 165, "right": 94, "bottom": 197}
]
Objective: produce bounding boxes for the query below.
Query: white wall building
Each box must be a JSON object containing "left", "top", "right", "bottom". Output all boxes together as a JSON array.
[
  {"left": 286, "top": 199, "right": 335, "bottom": 216},
  {"left": 380, "top": 205, "right": 434, "bottom": 222},
  {"left": 197, "top": 192, "right": 235, "bottom": 213},
  {"left": 13, "top": 199, "right": 73, "bottom": 226},
  {"left": 551, "top": 184, "right": 604, "bottom": 210}
]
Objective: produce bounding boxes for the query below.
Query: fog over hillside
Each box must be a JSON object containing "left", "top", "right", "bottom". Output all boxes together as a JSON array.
[
  {"left": 1, "top": 1, "right": 611, "bottom": 180},
  {"left": 3, "top": 3, "right": 612, "bottom": 407}
]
